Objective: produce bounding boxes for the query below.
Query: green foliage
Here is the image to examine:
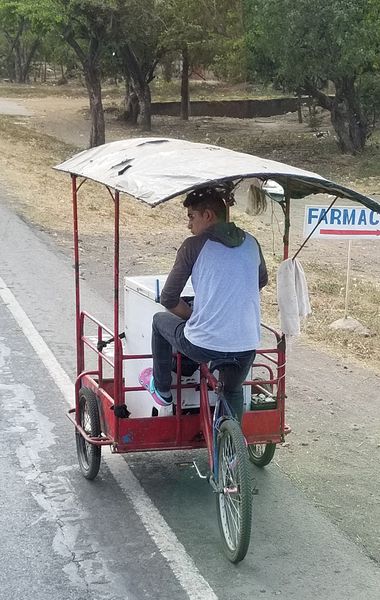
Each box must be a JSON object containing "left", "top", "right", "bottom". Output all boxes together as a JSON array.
[
  {"left": 0, "top": 0, "right": 43, "bottom": 80},
  {"left": 157, "top": 0, "right": 247, "bottom": 81},
  {"left": 22, "top": 0, "right": 119, "bottom": 75},
  {"left": 246, "top": 0, "right": 380, "bottom": 89},
  {"left": 245, "top": 0, "right": 380, "bottom": 150},
  {"left": 359, "top": 73, "right": 380, "bottom": 129},
  {"left": 211, "top": 3, "right": 246, "bottom": 81},
  {"left": 111, "top": 0, "right": 162, "bottom": 76}
]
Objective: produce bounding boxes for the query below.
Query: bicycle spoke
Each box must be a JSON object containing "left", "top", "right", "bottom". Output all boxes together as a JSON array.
[
  {"left": 219, "top": 430, "right": 243, "bottom": 550},
  {"left": 225, "top": 496, "right": 240, "bottom": 534}
]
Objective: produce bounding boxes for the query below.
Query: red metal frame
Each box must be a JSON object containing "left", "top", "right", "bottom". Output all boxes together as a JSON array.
[{"left": 69, "top": 176, "right": 290, "bottom": 459}]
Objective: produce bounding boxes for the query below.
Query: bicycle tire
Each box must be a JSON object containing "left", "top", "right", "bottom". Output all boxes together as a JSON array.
[
  {"left": 76, "top": 387, "right": 101, "bottom": 480},
  {"left": 248, "top": 379, "right": 276, "bottom": 467},
  {"left": 216, "top": 418, "right": 252, "bottom": 563},
  {"left": 248, "top": 442, "right": 276, "bottom": 467}
]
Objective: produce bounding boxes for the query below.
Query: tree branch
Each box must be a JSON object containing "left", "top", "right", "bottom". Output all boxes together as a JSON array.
[
  {"left": 146, "top": 57, "right": 159, "bottom": 84},
  {"left": 4, "top": 16, "right": 25, "bottom": 61},
  {"left": 301, "top": 81, "right": 333, "bottom": 111},
  {"left": 62, "top": 27, "right": 87, "bottom": 65},
  {"left": 21, "top": 37, "right": 40, "bottom": 81}
]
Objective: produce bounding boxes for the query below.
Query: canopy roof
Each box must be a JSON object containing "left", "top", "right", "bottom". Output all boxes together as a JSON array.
[{"left": 54, "top": 137, "right": 380, "bottom": 212}]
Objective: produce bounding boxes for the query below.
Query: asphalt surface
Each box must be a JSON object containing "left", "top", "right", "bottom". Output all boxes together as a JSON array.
[{"left": 1, "top": 193, "right": 380, "bottom": 599}]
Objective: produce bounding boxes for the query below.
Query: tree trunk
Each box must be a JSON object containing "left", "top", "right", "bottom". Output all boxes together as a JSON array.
[
  {"left": 180, "top": 46, "right": 190, "bottom": 121},
  {"left": 297, "top": 91, "right": 303, "bottom": 124},
  {"left": 14, "top": 40, "right": 23, "bottom": 83},
  {"left": 15, "top": 38, "right": 40, "bottom": 83},
  {"left": 330, "top": 77, "right": 367, "bottom": 154},
  {"left": 125, "top": 92, "right": 139, "bottom": 123},
  {"left": 120, "top": 44, "right": 152, "bottom": 131},
  {"left": 63, "top": 32, "right": 105, "bottom": 147},
  {"left": 5, "top": 19, "right": 23, "bottom": 82},
  {"left": 136, "top": 81, "right": 152, "bottom": 131},
  {"left": 304, "top": 78, "right": 367, "bottom": 154},
  {"left": 122, "top": 79, "right": 139, "bottom": 124},
  {"left": 162, "top": 56, "right": 173, "bottom": 82},
  {"left": 84, "top": 65, "right": 105, "bottom": 147}
]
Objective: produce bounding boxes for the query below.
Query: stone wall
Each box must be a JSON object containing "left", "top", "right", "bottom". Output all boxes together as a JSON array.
[{"left": 151, "top": 97, "right": 301, "bottom": 119}]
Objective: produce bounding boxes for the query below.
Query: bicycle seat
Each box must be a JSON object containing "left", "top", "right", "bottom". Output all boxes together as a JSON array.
[{"left": 209, "top": 358, "right": 240, "bottom": 373}]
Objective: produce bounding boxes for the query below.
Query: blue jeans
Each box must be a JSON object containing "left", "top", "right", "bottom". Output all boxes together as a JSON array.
[{"left": 152, "top": 312, "right": 256, "bottom": 421}]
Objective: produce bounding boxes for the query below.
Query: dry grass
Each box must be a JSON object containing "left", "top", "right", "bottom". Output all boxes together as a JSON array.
[
  {"left": 0, "top": 81, "right": 90, "bottom": 98},
  {"left": 0, "top": 80, "right": 284, "bottom": 102},
  {"left": 256, "top": 258, "right": 380, "bottom": 371},
  {"left": 305, "top": 263, "right": 380, "bottom": 369},
  {"left": 0, "top": 115, "right": 188, "bottom": 240}
]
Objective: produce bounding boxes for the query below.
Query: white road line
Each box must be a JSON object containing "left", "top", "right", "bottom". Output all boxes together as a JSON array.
[{"left": 0, "top": 275, "right": 218, "bottom": 600}]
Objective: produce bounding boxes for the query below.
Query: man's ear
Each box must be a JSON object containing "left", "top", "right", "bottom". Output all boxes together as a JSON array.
[{"left": 204, "top": 208, "right": 215, "bottom": 222}]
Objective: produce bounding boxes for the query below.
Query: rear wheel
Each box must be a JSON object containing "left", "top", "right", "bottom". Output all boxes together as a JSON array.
[
  {"left": 248, "top": 443, "right": 276, "bottom": 467},
  {"left": 76, "top": 387, "right": 101, "bottom": 480},
  {"left": 248, "top": 379, "right": 276, "bottom": 467},
  {"left": 216, "top": 418, "right": 252, "bottom": 563}
]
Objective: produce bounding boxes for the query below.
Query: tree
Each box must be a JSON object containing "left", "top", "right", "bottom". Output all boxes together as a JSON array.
[
  {"left": 158, "top": 0, "right": 235, "bottom": 120},
  {"left": 0, "top": 0, "right": 41, "bottom": 82},
  {"left": 159, "top": 0, "right": 205, "bottom": 120},
  {"left": 246, "top": 0, "right": 380, "bottom": 153},
  {"left": 25, "top": 0, "right": 119, "bottom": 147},
  {"left": 105, "top": 0, "right": 164, "bottom": 131},
  {"left": 62, "top": 10, "right": 108, "bottom": 147},
  {"left": 208, "top": 1, "right": 247, "bottom": 83}
]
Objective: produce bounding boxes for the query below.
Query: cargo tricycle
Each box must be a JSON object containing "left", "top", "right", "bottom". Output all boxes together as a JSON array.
[{"left": 55, "top": 138, "right": 379, "bottom": 563}]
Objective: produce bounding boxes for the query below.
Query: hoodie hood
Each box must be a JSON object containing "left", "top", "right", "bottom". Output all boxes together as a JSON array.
[{"left": 206, "top": 222, "right": 246, "bottom": 247}]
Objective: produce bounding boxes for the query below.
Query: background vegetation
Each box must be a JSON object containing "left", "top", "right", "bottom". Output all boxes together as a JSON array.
[{"left": 1, "top": 0, "right": 380, "bottom": 151}]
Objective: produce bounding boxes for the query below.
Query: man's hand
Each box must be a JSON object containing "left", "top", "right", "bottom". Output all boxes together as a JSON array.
[{"left": 168, "top": 298, "right": 192, "bottom": 320}]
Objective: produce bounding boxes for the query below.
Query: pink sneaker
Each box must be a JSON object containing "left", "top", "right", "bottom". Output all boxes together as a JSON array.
[{"left": 139, "top": 367, "right": 172, "bottom": 407}]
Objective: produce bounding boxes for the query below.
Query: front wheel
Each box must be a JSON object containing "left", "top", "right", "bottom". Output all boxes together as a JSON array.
[
  {"left": 216, "top": 419, "right": 252, "bottom": 563},
  {"left": 248, "top": 443, "right": 276, "bottom": 467},
  {"left": 76, "top": 387, "right": 101, "bottom": 480}
]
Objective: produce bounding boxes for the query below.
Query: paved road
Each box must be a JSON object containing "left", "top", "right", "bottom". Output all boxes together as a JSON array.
[{"left": 1, "top": 194, "right": 380, "bottom": 599}]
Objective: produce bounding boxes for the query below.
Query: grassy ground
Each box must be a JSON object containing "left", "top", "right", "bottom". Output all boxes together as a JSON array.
[
  {"left": 0, "top": 81, "right": 90, "bottom": 98},
  {"left": 305, "top": 264, "right": 380, "bottom": 363},
  {"left": 249, "top": 250, "right": 380, "bottom": 371},
  {"left": 0, "top": 79, "right": 285, "bottom": 101}
]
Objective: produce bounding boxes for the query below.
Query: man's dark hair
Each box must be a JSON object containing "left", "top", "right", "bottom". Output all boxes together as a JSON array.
[{"left": 183, "top": 186, "right": 228, "bottom": 221}]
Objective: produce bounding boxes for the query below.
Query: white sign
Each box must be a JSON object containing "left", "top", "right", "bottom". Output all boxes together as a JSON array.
[{"left": 304, "top": 205, "right": 380, "bottom": 239}]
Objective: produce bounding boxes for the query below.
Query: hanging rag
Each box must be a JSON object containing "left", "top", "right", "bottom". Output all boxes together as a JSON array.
[
  {"left": 246, "top": 179, "right": 268, "bottom": 215},
  {"left": 277, "top": 258, "right": 311, "bottom": 336}
]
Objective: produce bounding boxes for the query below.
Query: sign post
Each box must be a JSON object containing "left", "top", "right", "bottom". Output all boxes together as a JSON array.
[
  {"left": 344, "top": 239, "right": 352, "bottom": 319},
  {"left": 304, "top": 205, "right": 380, "bottom": 328}
]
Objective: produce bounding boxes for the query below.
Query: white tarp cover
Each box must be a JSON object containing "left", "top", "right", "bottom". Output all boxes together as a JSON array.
[{"left": 54, "top": 137, "right": 380, "bottom": 212}]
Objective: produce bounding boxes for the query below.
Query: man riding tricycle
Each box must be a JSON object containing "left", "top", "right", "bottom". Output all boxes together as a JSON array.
[{"left": 55, "top": 137, "right": 380, "bottom": 563}]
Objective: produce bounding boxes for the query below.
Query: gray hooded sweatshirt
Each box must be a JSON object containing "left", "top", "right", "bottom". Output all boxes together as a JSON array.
[{"left": 160, "top": 223, "right": 268, "bottom": 352}]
